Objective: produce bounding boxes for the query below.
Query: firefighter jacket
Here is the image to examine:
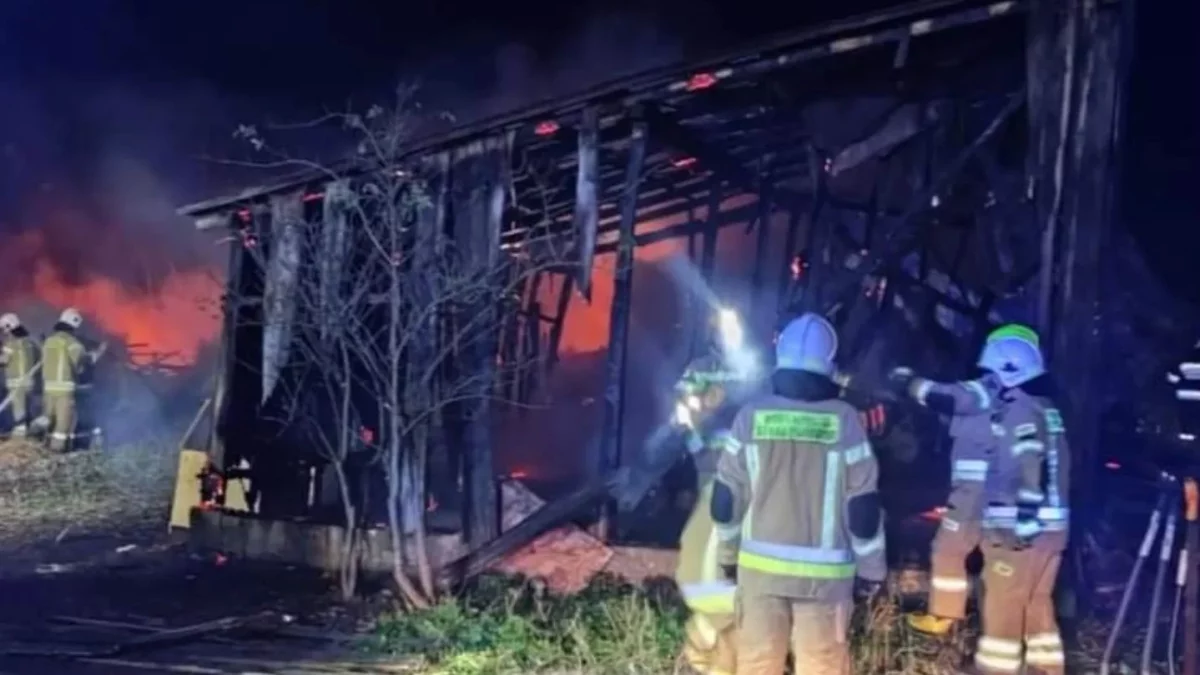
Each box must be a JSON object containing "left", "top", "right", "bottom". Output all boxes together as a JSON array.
[
  {"left": 981, "top": 384, "right": 1071, "bottom": 549},
  {"left": 676, "top": 459, "right": 737, "bottom": 623},
  {"left": 712, "top": 390, "right": 886, "bottom": 602},
  {"left": 1, "top": 334, "right": 37, "bottom": 390},
  {"left": 907, "top": 376, "right": 1001, "bottom": 518},
  {"left": 42, "top": 329, "right": 87, "bottom": 393}
]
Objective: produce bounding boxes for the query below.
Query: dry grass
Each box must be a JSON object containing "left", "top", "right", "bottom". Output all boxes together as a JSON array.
[
  {"left": 371, "top": 575, "right": 1174, "bottom": 675},
  {"left": 0, "top": 437, "right": 176, "bottom": 546}
]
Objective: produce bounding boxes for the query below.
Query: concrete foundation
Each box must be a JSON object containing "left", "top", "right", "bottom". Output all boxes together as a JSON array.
[{"left": 188, "top": 508, "right": 467, "bottom": 576}]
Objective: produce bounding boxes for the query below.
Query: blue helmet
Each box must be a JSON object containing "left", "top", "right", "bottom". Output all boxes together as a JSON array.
[
  {"left": 978, "top": 331, "right": 1045, "bottom": 388},
  {"left": 775, "top": 313, "right": 838, "bottom": 376}
]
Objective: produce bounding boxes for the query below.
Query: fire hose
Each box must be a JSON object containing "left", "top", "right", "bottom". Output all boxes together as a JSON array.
[{"left": 0, "top": 359, "right": 42, "bottom": 417}]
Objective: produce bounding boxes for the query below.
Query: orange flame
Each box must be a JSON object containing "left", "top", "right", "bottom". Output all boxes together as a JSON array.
[
  {"left": 550, "top": 195, "right": 757, "bottom": 355},
  {"left": 1, "top": 230, "right": 222, "bottom": 366}
]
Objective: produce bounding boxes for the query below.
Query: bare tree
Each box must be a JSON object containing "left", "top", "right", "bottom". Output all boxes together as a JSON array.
[{"left": 226, "top": 90, "right": 567, "bottom": 607}]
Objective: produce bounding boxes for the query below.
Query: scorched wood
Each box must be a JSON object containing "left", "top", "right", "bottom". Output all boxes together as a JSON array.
[
  {"left": 261, "top": 191, "right": 304, "bottom": 404},
  {"left": 317, "top": 180, "right": 351, "bottom": 346},
  {"left": 596, "top": 112, "right": 648, "bottom": 542},
  {"left": 455, "top": 134, "right": 513, "bottom": 547},
  {"left": 572, "top": 106, "right": 601, "bottom": 301}
]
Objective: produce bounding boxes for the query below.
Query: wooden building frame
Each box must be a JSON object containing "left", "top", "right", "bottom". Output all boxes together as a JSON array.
[{"left": 178, "top": 0, "right": 1132, "bottom": 547}]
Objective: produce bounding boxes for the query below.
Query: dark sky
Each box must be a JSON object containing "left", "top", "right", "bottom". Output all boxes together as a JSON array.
[{"left": 0, "top": 0, "right": 1195, "bottom": 303}]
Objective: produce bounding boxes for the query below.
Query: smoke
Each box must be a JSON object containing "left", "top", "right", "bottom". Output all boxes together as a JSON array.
[{"left": 0, "top": 8, "right": 687, "bottom": 449}]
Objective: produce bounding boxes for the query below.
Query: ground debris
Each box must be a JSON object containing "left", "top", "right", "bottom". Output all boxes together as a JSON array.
[{"left": 490, "top": 480, "right": 614, "bottom": 594}]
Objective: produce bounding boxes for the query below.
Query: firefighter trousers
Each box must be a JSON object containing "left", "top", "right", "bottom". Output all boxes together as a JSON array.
[
  {"left": 736, "top": 593, "right": 850, "bottom": 675},
  {"left": 5, "top": 386, "right": 30, "bottom": 437},
  {"left": 928, "top": 512, "right": 983, "bottom": 619},
  {"left": 974, "top": 543, "right": 1064, "bottom": 675},
  {"left": 681, "top": 611, "right": 736, "bottom": 675},
  {"left": 43, "top": 391, "right": 76, "bottom": 452}
]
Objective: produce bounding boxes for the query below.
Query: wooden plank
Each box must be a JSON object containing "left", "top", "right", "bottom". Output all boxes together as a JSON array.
[
  {"left": 572, "top": 106, "right": 601, "bottom": 300},
  {"left": 596, "top": 113, "right": 649, "bottom": 542}
]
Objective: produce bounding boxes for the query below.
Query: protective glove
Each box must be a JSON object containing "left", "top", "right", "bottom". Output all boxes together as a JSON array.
[{"left": 854, "top": 578, "right": 884, "bottom": 604}]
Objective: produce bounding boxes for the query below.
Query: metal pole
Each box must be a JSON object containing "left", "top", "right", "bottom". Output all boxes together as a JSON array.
[{"left": 1102, "top": 485, "right": 1171, "bottom": 675}]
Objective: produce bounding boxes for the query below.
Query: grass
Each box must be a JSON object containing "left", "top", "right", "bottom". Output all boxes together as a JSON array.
[
  {"left": 371, "top": 574, "right": 1175, "bottom": 675},
  {"left": 0, "top": 437, "right": 176, "bottom": 545}
]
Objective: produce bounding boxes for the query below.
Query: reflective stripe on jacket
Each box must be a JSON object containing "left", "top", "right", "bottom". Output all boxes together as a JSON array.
[
  {"left": 910, "top": 377, "right": 1001, "bottom": 519},
  {"left": 714, "top": 395, "right": 885, "bottom": 601},
  {"left": 1, "top": 335, "right": 37, "bottom": 389},
  {"left": 42, "top": 331, "right": 85, "bottom": 393},
  {"left": 982, "top": 389, "right": 1072, "bottom": 548}
]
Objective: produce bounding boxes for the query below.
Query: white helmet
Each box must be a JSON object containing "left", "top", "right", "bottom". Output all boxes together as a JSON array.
[
  {"left": 978, "top": 334, "right": 1045, "bottom": 388},
  {"left": 775, "top": 313, "right": 838, "bottom": 376},
  {"left": 59, "top": 307, "right": 83, "bottom": 329},
  {"left": 0, "top": 313, "right": 19, "bottom": 331}
]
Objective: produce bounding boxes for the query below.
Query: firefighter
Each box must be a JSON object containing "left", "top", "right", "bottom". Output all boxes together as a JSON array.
[
  {"left": 39, "top": 308, "right": 105, "bottom": 452},
  {"left": 668, "top": 307, "right": 764, "bottom": 675},
  {"left": 889, "top": 323, "right": 1037, "bottom": 637},
  {"left": 0, "top": 313, "right": 38, "bottom": 438},
  {"left": 712, "top": 312, "right": 886, "bottom": 675},
  {"left": 972, "top": 331, "right": 1069, "bottom": 675}
]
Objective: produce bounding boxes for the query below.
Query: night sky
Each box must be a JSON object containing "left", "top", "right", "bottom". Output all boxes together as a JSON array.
[{"left": 0, "top": 0, "right": 1195, "bottom": 305}]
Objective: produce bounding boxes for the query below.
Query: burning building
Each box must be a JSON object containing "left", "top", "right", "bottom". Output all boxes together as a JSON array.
[{"left": 174, "top": 0, "right": 1129, "bottom": 562}]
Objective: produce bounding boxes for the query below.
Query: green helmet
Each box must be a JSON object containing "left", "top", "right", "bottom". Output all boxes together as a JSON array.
[{"left": 987, "top": 323, "right": 1039, "bottom": 347}]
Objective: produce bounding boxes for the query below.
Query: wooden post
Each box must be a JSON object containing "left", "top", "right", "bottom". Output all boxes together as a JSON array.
[
  {"left": 544, "top": 273, "right": 574, "bottom": 381},
  {"left": 261, "top": 192, "right": 304, "bottom": 405},
  {"left": 208, "top": 215, "right": 244, "bottom": 471},
  {"left": 596, "top": 113, "right": 648, "bottom": 542},
  {"left": 1031, "top": 4, "right": 1074, "bottom": 340},
  {"left": 689, "top": 180, "right": 722, "bottom": 360},
  {"left": 573, "top": 107, "right": 601, "bottom": 301},
  {"left": 775, "top": 207, "right": 804, "bottom": 317},
  {"left": 456, "top": 135, "right": 512, "bottom": 547},
  {"left": 749, "top": 161, "right": 774, "bottom": 317}
]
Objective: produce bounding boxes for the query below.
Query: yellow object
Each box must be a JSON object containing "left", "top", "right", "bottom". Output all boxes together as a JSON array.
[
  {"left": 169, "top": 449, "right": 250, "bottom": 530},
  {"left": 1185, "top": 479, "right": 1198, "bottom": 522},
  {"left": 907, "top": 613, "right": 956, "bottom": 636}
]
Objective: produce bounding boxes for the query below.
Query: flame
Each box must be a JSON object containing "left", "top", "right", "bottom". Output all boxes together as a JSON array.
[
  {"left": 551, "top": 194, "right": 757, "bottom": 355},
  {"left": 0, "top": 230, "right": 222, "bottom": 366}
]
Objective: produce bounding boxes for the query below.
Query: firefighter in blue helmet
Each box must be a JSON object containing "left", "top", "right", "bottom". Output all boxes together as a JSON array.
[{"left": 712, "top": 312, "right": 885, "bottom": 675}]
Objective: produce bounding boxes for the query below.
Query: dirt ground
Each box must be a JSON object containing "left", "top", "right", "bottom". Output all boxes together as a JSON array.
[{"left": 0, "top": 439, "right": 413, "bottom": 674}]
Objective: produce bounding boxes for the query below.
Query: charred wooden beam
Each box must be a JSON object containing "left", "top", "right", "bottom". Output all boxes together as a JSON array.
[
  {"left": 261, "top": 191, "right": 304, "bottom": 405},
  {"left": 1031, "top": 0, "right": 1078, "bottom": 336},
  {"left": 455, "top": 135, "right": 513, "bottom": 547},
  {"left": 818, "top": 91, "right": 1025, "bottom": 315},
  {"left": 749, "top": 161, "right": 775, "bottom": 315},
  {"left": 572, "top": 107, "right": 601, "bottom": 301},
  {"left": 1033, "top": 0, "right": 1129, "bottom": 545},
  {"left": 775, "top": 206, "right": 805, "bottom": 318},
  {"left": 645, "top": 106, "right": 819, "bottom": 222},
  {"left": 829, "top": 102, "right": 943, "bottom": 177},
  {"left": 209, "top": 214, "right": 243, "bottom": 470},
  {"left": 416, "top": 153, "right": 455, "bottom": 518},
  {"left": 690, "top": 180, "right": 723, "bottom": 359},
  {"left": 596, "top": 113, "right": 648, "bottom": 542},
  {"left": 544, "top": 274, "right": 574, "bottom": 382}
]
